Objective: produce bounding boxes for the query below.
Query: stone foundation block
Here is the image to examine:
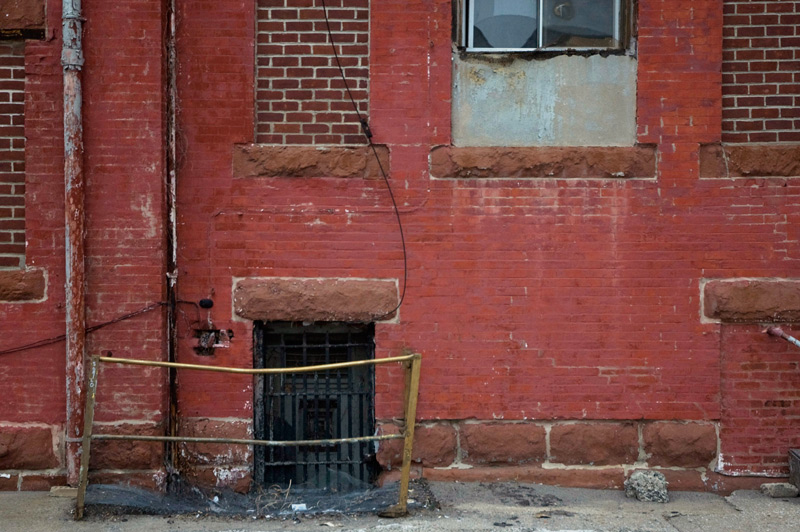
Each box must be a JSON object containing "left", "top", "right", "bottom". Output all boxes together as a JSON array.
[
  {"left": 0, "top": 425, "right": 58, "bottom": 470},
  {"left": 184, "top": 466, "right": 251, "bottom": 493},
  {"left": 91, "top": 423, "right": 163, "bottom": 470},
  {"left": 460, "top": 423, "right": 546, "bottom": 465},
  {"left": 425, "top": 465, "right": 624, "bottom": 489},
  {"left": 0, "top": 474, "right": 19, "bottom": 490},
  {"left": 178, "top": 418, "right": 252, "bottom": 467},
  {"left": 377, "top": 423, "right": 456, "bottom": 468},
  {"left": 19, "top": 474, "right": 67, "bottom": 491},
  {"left": 549, "top": 422, "right": 639, "bottom": 466},
  {"left": 643, "top": 422, "right": 717, "bottom": 468}
]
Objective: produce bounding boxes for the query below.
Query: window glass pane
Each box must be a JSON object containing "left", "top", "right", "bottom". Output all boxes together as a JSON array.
[
  {"left": 541, "top": 0, "right": 619, "bottom": 48},
  {"left": 471, "top": 0, "right": 538, "bottom": 49}
]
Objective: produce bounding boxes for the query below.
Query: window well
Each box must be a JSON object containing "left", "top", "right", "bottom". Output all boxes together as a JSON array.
[{"left": 253, "top": 322, "right": 378, "bottom": 491}]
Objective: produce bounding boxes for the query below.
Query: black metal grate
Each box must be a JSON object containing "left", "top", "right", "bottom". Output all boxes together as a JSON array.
[{"left": 253, "top": 322, "right": 377, "bottom": 491}]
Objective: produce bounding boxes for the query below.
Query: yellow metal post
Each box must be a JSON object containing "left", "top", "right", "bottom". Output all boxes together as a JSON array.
[
  {"left": 379, "top": 353, "right": 421, "bottom": 518},
  {"left": 75, "top": 356, "right": 99, "bottom": 520}
]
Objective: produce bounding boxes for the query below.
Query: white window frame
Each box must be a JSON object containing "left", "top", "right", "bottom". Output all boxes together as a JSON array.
[{"left": 463, "top": 0, "right": 624, "bottom": 53}]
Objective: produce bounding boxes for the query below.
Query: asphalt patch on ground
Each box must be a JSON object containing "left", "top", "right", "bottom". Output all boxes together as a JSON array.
[
  {"left": 483, "top": 483, "right": 563, "bottom": 507},
  {"left": 82, "top": 479, "right": 436, "bottom": 519}
]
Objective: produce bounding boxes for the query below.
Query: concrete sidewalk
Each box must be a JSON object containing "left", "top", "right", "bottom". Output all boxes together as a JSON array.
[{"left": 1, "top": 481, "right": 799, "bottom": 532}]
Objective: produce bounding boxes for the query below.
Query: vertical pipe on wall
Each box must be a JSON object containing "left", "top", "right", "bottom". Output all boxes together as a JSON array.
[
  {"left": 62, "top": 0, "right": 86, "bottom": 485},
  {"left": 165, "top": 0, "right": 180, "bottom": 483}
]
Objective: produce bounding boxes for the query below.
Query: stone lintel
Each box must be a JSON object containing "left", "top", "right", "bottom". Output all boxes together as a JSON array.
[
  {"left": 430, "top": 144, "right": 657, "bottom": 179},
  {"left": 233, "top": 277, "right": 398, "bottom": 322},
  {"left": 699, "top": 143, "right": 800, "bottom": 178},
  {"left": 704, "top": 279, "right": 800, "bottom": 323},
  {"left": 233, "top": 144, "right": 390, "bottom": 179}
]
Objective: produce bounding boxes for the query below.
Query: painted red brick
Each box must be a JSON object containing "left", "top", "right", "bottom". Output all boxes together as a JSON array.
[
  {"left": 0, "top": 41, "right": 26, "bottom": 269},
  {"left": 2, "top": 0, "right": 799, "bottom": 492},
  {"left": 722, "top": 1, "right": 800, "bottom": 142},
  {"left": 255, "top": 0, "right": 369, "bottom": 145}
]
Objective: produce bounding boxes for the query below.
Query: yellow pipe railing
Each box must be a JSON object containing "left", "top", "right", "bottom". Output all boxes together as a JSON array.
[{"left": 75, "top": 353, "right": 421, "bottom": 519}]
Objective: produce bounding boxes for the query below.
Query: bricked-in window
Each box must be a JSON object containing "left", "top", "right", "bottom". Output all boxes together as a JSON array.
[
  {"left": 0, "top": 41, "right": 25, "bottom": 269},
  {"left": 255, "top": 0, "right": 369, "bottom": 145},
  {"left": 722, "top": 1, "right": 800, "bottom": 143}
]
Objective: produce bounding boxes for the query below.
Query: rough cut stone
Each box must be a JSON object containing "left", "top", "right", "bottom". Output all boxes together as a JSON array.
[
  {"left": 760, "top": 482, "right": 800, "bottom": 498},
  {"left": 625, "top": 470, "right": 669, "bottom": 503},
  {"left": 643, "top": 422, "right": 717, "bottom": 468},
  {"left": 0, "top": 426, "right": 58, "bottom": 470},
  {"left": 699, "top": 143, "right": 800, "bottom": 178},
  {"left": 0, "top": 0, "right": 45, "bottom": 30},
  {"left": 178, "top": 418, "right": 252, "bottom": 467},
  {"left": 0, "top": 269, "right": 46, "bottom": 302},
  {"left": 233, "top": 144, "right": 390, "bottom": 178},
  {"left": 90, "top": 423, "right": 164, "bottom": 470},
  {"left": 703, "top": 279, "right": 800, "bottom": 323},
  {"left": 429, "top": 145, "right": 657, "bottom": 179},
  {"left": 460, "top": 423, "right": 546, "bottom": 465},
  {"left": 549, "top": 423, "right": 639, "bottom": 466},
  {"left": 376, "top": 423, "right": 457, "bottom": 468},
  {"left": 233, "top": 278, "right": 398, "bottom": 322}
]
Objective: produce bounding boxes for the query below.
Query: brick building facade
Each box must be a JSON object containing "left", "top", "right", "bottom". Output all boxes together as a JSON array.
[{"left": 1, "top": 0, "right": 799, "bottom": 493}]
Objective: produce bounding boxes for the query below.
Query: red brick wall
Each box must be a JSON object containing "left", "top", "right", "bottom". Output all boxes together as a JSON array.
[
  {"left": 720, "top": 325, "right": 800, "bottom": 476},
  {"left": 0, "top": 41, "right": 25, "bottom": 269},
  {"left": 722, "top": 0, "right": 800, "bottom": 142},
  {"left": 255, "top": 0, "right": 369, "bottom": 144},
  {"left": 3, "top": 0, "right": 800, "bottom": 491}
]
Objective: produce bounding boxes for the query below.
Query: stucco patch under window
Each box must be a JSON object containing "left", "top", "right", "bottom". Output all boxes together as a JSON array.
[{"left": 452, "top": 54, "right": 637, "bottom": 147}]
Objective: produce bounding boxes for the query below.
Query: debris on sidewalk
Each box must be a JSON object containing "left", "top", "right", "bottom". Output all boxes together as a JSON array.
[
  {"left": 624, "top": 471, "right": 669, "bottom": 503},
  {"left": 760, "top": 482, "right": 799, "bottom": 498}
]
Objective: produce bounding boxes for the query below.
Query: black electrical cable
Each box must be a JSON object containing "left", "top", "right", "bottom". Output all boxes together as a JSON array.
[
  {"left": 321, "top": 0, "right": 408, "bottom": 319},
  {"left": 0, "top": 301, "right": 173, "bottom": 356}
]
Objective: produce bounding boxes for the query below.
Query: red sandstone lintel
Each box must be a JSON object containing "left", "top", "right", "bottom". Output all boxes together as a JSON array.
[
  {"left": 699, "top": 143, "right": 800, "bottom": 178},
  {"left": 0, "top": 269, "right": 46, "bottom": 303},
  {"left": 233, "top": 277, "right": 398, "bottom": 322},
  {"left": 0, "top": 0, "right": 45, "bottom": 30},
  {"left": 703, "top": 279, "right": 800, "bottom": 323},
  {"left": 232, "top": 144, "right": 390, "bottom": 179},
  {"left": 430, "top": 145, "right": 657, "bottom": 179}
]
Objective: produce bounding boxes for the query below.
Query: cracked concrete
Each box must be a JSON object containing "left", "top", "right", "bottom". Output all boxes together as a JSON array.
[{"left": 1, "top": 481, "right": 799, "bottom": 531}]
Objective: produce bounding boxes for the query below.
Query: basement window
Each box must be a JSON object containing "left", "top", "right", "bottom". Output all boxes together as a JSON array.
[
  {"left": 253, "top": 322, "right": 377, "bottom": 491},
  {"left": 458, "top": 0, "right": 627, "bottom": 52}
]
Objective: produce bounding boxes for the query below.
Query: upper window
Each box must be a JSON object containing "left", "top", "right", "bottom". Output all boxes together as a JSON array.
[{"left": 461, "top": 0, "right": 626, "bottom": 52}]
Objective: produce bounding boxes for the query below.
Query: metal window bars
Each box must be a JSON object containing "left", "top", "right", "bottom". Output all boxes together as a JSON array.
[{"left": 75, "top": 352, "right": 422, "bottom": 520}]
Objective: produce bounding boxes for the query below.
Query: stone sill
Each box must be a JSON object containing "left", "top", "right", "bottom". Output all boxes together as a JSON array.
[
  {"left": 232, "top": 144, "right": 390, "bottom": 179},
  {"left": 0, "top": 0, "right": 45, "bottom": 31},
  {"left": 699, "top": 143, "right": 800, "bottom": 178},
  {"left": 430, "top": 144, "right": 657, "bottom": 180},
  {"left": 0, "top": 268, "right": 46, "bottom": 303},
  {"left": 703, "top": 278, "right": 800, "bottom": 323}
]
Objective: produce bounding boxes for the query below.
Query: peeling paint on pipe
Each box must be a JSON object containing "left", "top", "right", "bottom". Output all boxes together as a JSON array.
[
  {"left": 63, "top": 0, "right": 86, "bottom": 486},
  {"left": 766, "top": 326, "right": 800, "bottom": 350}
]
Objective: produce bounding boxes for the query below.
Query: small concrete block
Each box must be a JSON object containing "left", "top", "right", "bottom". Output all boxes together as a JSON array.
[
  {"left": 49, "top": 486, "right": 77, "bottom": 498},
  {"left": 624, "top": 471, "right": 669, "bottom": 503},
  {"left": 760, "top": 483, "right": 799, "bottom": 498}
]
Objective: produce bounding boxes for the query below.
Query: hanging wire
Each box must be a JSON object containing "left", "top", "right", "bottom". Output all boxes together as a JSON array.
[
  {"left": 0, "top": 300, "right": 202, "bottom": 357},
  {"left": 320, "top": 0, "right": 408, "bottom": 319}
]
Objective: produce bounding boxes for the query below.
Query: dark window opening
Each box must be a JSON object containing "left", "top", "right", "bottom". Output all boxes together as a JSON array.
[
  {"left": 253, "top": 321, "right": 378, "bottom": 491},
  {"left": 457, "top": 0, "right": 631, "bottom": 52}
]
